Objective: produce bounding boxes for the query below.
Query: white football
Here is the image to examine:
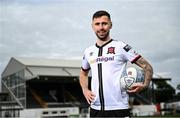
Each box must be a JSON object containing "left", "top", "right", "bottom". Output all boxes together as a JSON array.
[
  {"left": 120, "top": 67, "right": 137, "bottom": 90},
  {"left": 120, "top": 76, "right": 136, "bottom": 90}
]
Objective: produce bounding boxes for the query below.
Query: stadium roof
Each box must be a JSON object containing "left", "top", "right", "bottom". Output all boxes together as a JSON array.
[
  {"left": 1, "top": 57, "right": 82, "bottom": 79},
  {"left": 13, "top": 57, "right": 82, "bottom": 68}
]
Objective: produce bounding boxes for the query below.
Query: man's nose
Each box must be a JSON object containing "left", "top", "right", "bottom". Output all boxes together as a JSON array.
[{"left": 99, "top": 24, "right": 104, "bottom": 29}]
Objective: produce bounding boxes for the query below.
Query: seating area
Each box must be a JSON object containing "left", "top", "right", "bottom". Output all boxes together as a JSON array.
[{"left": 26, "top": 78, "right": 88, "bottom": 109}]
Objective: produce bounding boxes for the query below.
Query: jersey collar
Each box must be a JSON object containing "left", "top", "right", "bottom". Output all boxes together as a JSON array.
[{"left": 95, "top": 39, "right": 113, "bottom": 48}]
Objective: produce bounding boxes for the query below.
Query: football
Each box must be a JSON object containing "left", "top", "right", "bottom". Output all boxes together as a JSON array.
[
  {"left": 120, "top": 76, "right": 136, "bottom": 90},
  {"left": 120, "top": 67, "right": 137, "bottom": 90}
]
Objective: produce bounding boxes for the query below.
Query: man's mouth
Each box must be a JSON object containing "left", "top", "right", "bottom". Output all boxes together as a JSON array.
[{"left": 98, "top": 31, "right": 106, "bottom": 35}]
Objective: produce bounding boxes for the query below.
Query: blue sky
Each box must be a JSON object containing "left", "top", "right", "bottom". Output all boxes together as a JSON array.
[{"left": 0, "top": 0, "right": 180, "bottom": 91}]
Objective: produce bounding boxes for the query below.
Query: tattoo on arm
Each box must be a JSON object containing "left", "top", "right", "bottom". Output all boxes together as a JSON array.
[{"left": 135, "top": 57, "right": 153, "bottom": 87}]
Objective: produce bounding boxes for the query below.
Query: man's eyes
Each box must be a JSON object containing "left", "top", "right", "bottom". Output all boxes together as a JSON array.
[{"left": 95, "top": 22, "right": 108, "bottom": 26}]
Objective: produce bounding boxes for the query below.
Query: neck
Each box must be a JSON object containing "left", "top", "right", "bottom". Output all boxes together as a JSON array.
[{"left": 96, "top": 37, "right": 111, "bottom": 47}]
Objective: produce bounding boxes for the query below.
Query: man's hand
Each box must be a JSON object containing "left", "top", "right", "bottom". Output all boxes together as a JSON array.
[
  {"left": 83, "top": 89, "right": 96, "bottom": 104},
  {"left": 127, "top": 82, "right": 147, "bottom": 93},
  {"left": 79, "top": 69, "right": 95, "bottom": 104}
]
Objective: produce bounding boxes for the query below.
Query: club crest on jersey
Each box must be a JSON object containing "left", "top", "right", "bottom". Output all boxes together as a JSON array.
[{"left": 107, "top": 47, "right": 115, "bottom": 54}]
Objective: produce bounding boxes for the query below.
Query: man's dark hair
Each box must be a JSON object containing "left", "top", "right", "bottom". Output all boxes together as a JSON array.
[{"left": 92, "top": 10, "right": 111, "bottom": 20}]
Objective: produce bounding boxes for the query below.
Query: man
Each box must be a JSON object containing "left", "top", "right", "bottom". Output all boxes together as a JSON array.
[{"left": 79, "top": 10, "right": 153, "bottom": 117}]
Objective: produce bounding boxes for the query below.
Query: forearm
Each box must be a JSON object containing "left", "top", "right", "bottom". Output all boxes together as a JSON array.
[
  {"left": 135, "top": 57, "right": 153, "bottom": 87},
  {"left": 79, "top": 69, "right": 89, "bottom": 92},
  {"left": 143, "top": 62, "right": 153, "bottom": 87},
  {"left": 79, "top": 69, "right": 95, "bottom": 104}
]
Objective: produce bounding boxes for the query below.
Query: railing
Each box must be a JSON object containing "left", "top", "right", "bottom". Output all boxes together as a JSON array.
[
  {"left": 0, "top": 102, "right": 23, "bottom": 117},
  {"left": 0, "top": 91, "right": 23, "bottom": 117},
  {"left": 1, "top": 80, "right": 24, "bottom": 109}
]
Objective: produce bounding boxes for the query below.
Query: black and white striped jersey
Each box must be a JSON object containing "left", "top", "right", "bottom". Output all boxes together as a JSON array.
[{"left": 81, "top": 39, "right": 141, "bottom": 110}]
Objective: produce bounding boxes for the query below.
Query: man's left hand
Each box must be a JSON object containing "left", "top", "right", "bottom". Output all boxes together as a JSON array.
[{"left": 127, "top": 83, "right": 147, "bottom": 93}]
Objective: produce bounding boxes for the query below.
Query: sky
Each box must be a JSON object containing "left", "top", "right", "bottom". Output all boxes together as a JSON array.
[{"left": 0, "top": 0, "right": 180, "bottom": 92}]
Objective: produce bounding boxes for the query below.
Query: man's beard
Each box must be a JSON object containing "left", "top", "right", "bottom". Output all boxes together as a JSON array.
[{"left": 96, "top": 31, "right": 110, "bottom": 41}]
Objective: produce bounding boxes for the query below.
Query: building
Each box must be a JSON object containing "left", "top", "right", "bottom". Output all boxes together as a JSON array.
[{"left": 1, "top": 57, "right": 88, "bottom": 117}]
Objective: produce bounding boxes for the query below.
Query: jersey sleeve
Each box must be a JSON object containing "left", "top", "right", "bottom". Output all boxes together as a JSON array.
[
  {"left": 122, "top": 44, "right": 141, "bottom": 63},
  {"left": 81, "top": 50, "right": 91, "bottom": 71}
]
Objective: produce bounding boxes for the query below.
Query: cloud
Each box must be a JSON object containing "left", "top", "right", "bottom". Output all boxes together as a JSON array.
[{"left": 0, "top": 0, "right": 180, "bottom": 91}]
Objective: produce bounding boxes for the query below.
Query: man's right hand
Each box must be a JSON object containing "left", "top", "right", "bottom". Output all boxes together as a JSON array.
[{"left": 83, "top": 89, "right": 96, "bottom": 104}]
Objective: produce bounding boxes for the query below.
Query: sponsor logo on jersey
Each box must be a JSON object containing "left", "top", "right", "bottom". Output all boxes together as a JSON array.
[
  {"left": 107, "top": 47, "right": 115, "bottom": 54},
  {"left": 124, "top": 44, "right": 139, "bottom": 56},
  {"left": 90, "top": 56, "right": 114, "bottom": 64},
  {"left": 123, "top": 44, "right": 132, "bottom": 52}
]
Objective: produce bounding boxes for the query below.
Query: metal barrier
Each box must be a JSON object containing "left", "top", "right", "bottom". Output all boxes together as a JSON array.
[{"left": 0, "top": 103, "right": 22, "bottom": 117}]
